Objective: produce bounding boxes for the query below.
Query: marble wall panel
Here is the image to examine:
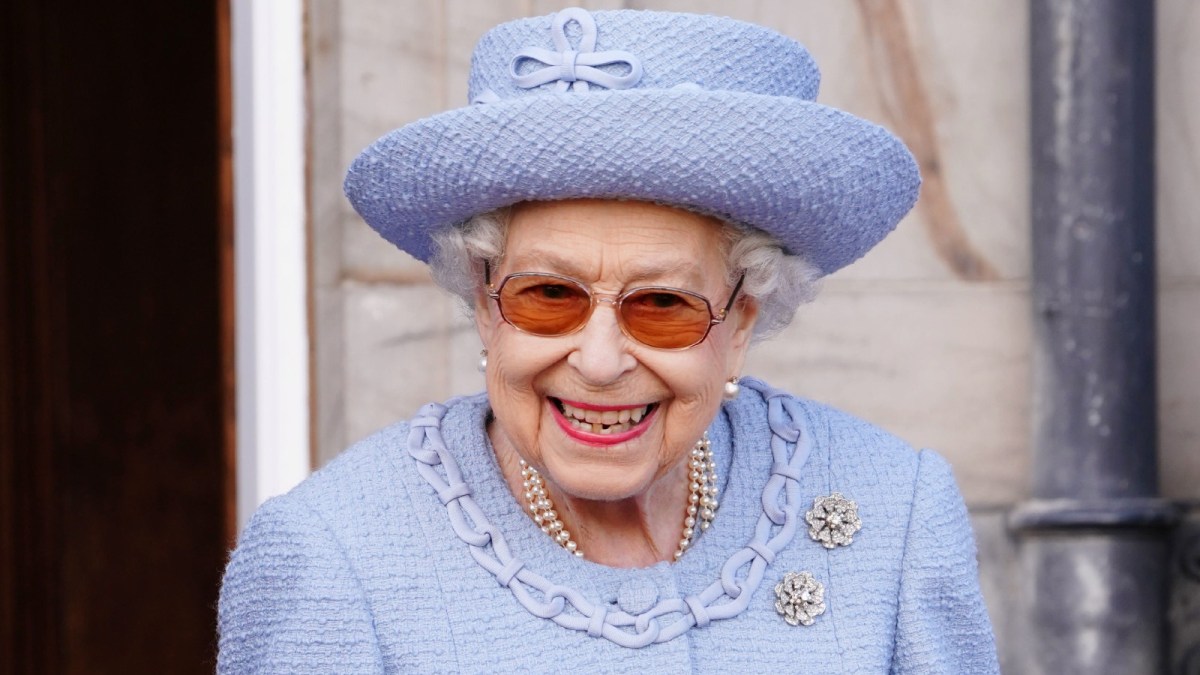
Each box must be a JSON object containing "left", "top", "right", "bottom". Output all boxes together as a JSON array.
[
  {"left": 530, "top": 0, "right": 627, "bottom": 14},
  {"left": 909, "top": 1, "right": 1030, "bottom": 282},
  {"left": 342, "top": 282, "right": 478, "bottom": 446},
  {"left": 338, "top": 1, "right": 448, "bottom": 280},
  {"left": 310, "top": 1, "right": 348, "bottom": 465},
  {"left": 313, "top": 286, "right": 347, "bottom": 465},
  {"left": 1159, "top": 0, "right": 1200, "bottom": 281},
  {"left": 309, "top": 0, "right": 343, "bottom": 291},
  {"left": 340, "top": 217, "right": 427, "bottom": 283},
  {"left": 1154, "top": 0, "right": 1197, "bottom": 501},
  {"left": 338, "top": 1, "right": 447, "bottom": 160},
  {"left": 1161, "top": 285, "right": 1200, "bottom": 500},
  {"left": 971, "top": 510, "right": 1018, "bottom": 674},
  {"left": 745, "top": 282, "right": 1032, "bottom": 506},
  {"left": 443, "top": 2, "right": 529, "bottom": 108}
]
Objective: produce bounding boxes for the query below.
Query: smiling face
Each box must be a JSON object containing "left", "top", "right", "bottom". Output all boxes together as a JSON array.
[{"left": 475, "top": 199, "right": 757, "bottom": 503}]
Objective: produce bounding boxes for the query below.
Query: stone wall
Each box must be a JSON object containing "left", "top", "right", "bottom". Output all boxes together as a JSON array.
[{"left": 308, "top": 1, "right": 1200, "bottom": 668}]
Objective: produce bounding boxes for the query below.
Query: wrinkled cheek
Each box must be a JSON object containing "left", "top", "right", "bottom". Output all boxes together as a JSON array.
[
  {"left": 486, "top": 346, "right": 552, "bottom": 391},
  {"left": 486, "top": 380, "right": 547, "bottom": 454},
  {"left": 483, "top": 362, "right": 534, "bottom": 408},
  {"left": 673, "top": 384, "right": 720, "bottom": 417},
  {"left": 661, "top": 390, "right": 720, "bottom": 461}
]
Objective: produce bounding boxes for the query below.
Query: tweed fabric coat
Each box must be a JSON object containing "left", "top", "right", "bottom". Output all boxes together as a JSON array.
[{"left": 218, "top": 380, "right": 999, "bottom": 673}]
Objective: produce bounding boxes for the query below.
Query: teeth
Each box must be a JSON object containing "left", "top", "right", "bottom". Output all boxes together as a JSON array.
[
  {"left": 557, "top": 400, "right": 651, "bottom": 433},
  {"left": 567, "top": 417, "right": 633, "bottom": 435}
]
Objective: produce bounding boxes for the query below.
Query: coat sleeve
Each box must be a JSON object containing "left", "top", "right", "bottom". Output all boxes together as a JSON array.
[
  {"left": 891, "top": 450, "right": 1000, "bottom": 675},
  {"left": 217, "top": 495, "right": 385, "bottom": 674}
]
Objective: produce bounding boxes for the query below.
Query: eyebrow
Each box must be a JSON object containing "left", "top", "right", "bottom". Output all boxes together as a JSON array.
[{"left": 505, "top": 249, "right": 704, "bottom": 286}]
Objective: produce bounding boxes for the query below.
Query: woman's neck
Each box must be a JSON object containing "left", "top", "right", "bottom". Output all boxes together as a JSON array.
[
  {"left": 554, "top": 462, "right": 690, "bottom": 567},
  {"left": 491, "top": 429, "right": 691, "bottom": 568}
]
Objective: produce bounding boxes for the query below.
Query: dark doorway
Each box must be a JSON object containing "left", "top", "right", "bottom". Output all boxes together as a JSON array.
[{"left": 1, "top": 1, "right": 234, "bottom": 673}]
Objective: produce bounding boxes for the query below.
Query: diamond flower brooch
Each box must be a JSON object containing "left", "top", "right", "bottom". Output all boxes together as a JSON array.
[
  {"left": 805, "top": 492, "right": 861, "bottom": 549},
  {"left": 774, "top": 571, "right": 826, "bottom": 626}
]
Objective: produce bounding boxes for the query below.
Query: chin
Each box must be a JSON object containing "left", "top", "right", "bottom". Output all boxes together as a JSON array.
[{"left": 547, "top": 458, "right": 658, "bottom": 500}]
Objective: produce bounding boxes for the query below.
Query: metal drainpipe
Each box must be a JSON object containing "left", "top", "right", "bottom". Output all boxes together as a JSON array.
[{"left": 1012, "top": 1, "right": 1179, "bottom": 673}]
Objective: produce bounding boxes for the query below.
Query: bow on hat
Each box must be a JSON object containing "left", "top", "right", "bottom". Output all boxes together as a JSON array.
[{"left": 509, "top": 7, "right": 643, "bottom": 93}]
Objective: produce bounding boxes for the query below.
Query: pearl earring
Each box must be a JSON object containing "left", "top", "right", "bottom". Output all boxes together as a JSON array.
[
  {"left": 478, "top": 349, "right": 488, "bottom": 372},
  {"left": 723, "top": 377, "right": 740, "bottom": 399}
]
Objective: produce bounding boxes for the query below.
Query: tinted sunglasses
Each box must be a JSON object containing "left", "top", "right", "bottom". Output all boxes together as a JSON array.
[{"left": 485, "top": 262, "right": 745, "bottom": 350}]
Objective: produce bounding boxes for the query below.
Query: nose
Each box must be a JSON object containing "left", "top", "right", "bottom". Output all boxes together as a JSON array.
[{"left": 566, "top": 300, "right": 637, "bottom": 386}]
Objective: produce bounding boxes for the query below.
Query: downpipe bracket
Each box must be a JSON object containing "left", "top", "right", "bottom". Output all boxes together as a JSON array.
[{"left": 1010, "top": 498, "right": 1181, "bottom": 532}]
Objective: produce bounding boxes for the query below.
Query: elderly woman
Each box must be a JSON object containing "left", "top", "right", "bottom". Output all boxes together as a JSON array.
[{"left": 219, "top": 8, "right": 998, "bottom": 673}]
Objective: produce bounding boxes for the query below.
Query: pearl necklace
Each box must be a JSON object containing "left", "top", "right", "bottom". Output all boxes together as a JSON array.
[{"left": 518, "top": 433, "right": 719, "bottom": 561}]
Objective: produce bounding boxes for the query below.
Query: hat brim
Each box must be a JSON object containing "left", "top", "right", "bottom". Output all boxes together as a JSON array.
[{"left": 344, "top": 88, "right": 919, "bottom": 276}]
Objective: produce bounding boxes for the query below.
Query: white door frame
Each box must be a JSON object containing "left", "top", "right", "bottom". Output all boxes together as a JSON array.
[{"left": 231, "top": 0, "right": 310, "bottom": 531}]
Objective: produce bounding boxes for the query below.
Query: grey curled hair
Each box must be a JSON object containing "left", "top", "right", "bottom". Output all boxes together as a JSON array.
[{"left": 429, "top": 207, "right": 822, "bottom": 341}]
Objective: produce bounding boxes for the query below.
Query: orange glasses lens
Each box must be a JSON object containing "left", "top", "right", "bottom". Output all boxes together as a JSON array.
[
  {"left": 497, "top": 274, "right": 592, "bottom": 336},
  {"left": 495, "top": 274, "right": 719, "bottom": 349},
  {"left": 619, "top": 288, "right": 713, "bottom": 349}
]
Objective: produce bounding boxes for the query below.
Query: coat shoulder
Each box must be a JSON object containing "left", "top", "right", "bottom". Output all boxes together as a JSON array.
[{"left": 789, "top": 394, "right": 926, "bottom": 482}]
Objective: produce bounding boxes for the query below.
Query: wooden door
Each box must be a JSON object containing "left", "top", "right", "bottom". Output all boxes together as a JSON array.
[{"left": 0, "top": 1, "right": 235, "bottom": 672}]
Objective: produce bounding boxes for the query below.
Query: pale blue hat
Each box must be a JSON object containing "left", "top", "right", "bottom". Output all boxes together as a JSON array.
[{"left": 344, "top": 8, "right": 919, "bottom": 276}]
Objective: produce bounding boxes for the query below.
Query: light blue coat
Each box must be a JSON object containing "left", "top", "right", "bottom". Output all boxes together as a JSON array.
[{"left": 218, "top": 379, "right": 999, "bottom": 673}]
